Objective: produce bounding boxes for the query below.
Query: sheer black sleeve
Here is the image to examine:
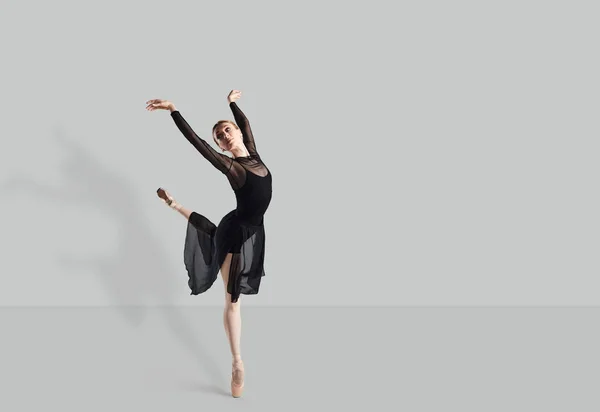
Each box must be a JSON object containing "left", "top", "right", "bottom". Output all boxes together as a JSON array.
[
  {"left": 170, "top": 110, "right": 233, "bottom": 174},
  {"left": 229, "top": 102, "right": 257, "bottom": 155}
]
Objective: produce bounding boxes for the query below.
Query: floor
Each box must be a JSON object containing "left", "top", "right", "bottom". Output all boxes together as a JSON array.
[{"left": 0, "top": 307, "right": 598, "bottom": 411}]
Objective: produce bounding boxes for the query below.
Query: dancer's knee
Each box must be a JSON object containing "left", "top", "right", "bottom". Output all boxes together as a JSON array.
[{"left": 225, "top": 294, "right": 240, "bottom": 311}]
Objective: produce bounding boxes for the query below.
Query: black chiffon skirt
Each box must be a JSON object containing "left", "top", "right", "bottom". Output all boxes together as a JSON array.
[{"left": 184, "top": 209, "right": 266, "bottom": 303}]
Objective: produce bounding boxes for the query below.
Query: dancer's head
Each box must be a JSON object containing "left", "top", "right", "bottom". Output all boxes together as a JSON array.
[{"left": 212, "top": 120, "right": 243, "bottom": 153}]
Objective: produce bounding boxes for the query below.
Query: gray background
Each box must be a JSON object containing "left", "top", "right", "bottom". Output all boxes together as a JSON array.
[
  {"left": 0, "top": 0, "right": 598, "bottom": 307},
  {"left": 1, "top": 1, "right": 599, "bottom": 409}
]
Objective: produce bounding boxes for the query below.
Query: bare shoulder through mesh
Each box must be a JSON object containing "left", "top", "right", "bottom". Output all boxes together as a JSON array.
[{"left": 225, "top": 155, "right": 269, "bottom": 190}]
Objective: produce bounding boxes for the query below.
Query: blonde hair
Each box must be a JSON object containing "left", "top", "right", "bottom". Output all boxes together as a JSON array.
[{"left": 212, "top": 120, "right": 238, "bottom": 140}]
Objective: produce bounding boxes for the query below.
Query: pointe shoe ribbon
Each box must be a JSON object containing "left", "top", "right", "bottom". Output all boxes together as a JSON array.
[{"left": 156, "top": 187, "right": 179, "bottom": 210}]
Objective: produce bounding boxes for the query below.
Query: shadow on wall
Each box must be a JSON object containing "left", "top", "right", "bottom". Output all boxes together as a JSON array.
[{"left": 2, "top": 127, "right": 227, "bottom": 394}]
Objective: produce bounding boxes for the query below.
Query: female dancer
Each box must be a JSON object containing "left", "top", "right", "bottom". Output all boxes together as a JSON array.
[{"left": 145, "top": 90, "right": 272, "bottom": 397}]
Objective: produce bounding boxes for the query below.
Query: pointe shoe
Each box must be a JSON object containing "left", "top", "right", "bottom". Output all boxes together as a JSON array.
[
  {"left": 231, "top": 360, "right": 244, "bottom": 398},
  {"left": 156, "top": 187, "right": 177, "bottom": 208}
]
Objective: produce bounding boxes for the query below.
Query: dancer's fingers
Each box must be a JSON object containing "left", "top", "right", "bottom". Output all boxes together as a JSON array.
[{"left": 146, "top": 103, "right": 163, "bottom": 111}]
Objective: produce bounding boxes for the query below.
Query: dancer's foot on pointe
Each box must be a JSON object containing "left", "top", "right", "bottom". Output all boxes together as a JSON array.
[{"left": 231, "top": 359, "right": 244, "bottom": 398}]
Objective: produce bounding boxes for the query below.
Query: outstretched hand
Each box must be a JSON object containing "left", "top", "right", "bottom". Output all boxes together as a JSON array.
[
  {"left": 146, "top": 99, "right": 175, "bottom": 111},
  {"left": 227, "top": 90, "right": 242, "bottom": 103}
]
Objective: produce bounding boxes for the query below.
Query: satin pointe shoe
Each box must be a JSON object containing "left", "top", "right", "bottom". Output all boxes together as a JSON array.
[{"left": 231, "top": 360, "right": 244, "bottom": 398}]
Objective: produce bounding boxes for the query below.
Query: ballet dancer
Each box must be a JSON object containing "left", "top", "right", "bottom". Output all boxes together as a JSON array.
[{"left": 146, "top": 89, "right": 273, "bottom": 397}]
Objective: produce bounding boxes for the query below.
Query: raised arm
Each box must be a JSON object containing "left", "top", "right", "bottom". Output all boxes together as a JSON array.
[
  {"left": 227, "top": 91, "right": 257, "bottom": 155},
  {"left": 229, "top": 102, "right": 257, "bottom": 155},
  {"left": 170, "top": 109, "right": 233, "bottom": 174},
  {"left": 146, "top": 98, "right": 233, "bottom": 174}
]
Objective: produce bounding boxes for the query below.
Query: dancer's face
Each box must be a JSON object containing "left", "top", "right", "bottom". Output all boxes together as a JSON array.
[{"left": 213, "top": 122, "right": 242, "bottom": 152}]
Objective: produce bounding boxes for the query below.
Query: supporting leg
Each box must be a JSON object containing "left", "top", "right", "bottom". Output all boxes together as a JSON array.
[{"left": 221, "top": 252, "right": 245, "bottom": 397}]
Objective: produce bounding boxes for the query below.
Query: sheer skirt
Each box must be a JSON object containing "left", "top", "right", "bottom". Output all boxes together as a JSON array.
[{"left": 184, "top": 210, "right": 266, "bottom": 303}]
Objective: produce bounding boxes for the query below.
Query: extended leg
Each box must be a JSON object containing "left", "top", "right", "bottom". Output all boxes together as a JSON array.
[{"left": 156, "top": 187, "right": 192, "bottom": 220}]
